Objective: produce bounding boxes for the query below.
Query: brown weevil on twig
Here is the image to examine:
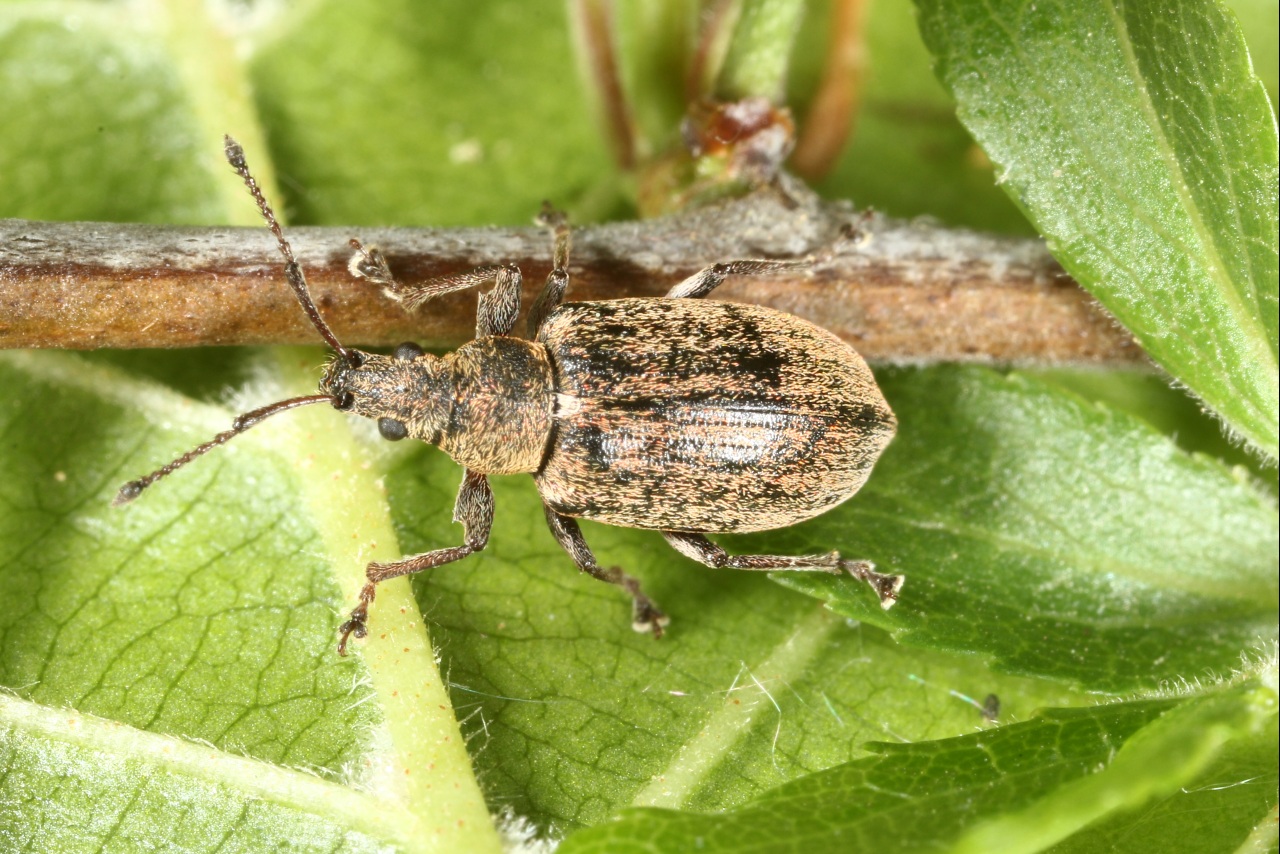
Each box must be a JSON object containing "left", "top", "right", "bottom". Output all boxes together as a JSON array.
[{"left": 116, "top": 137, "right": 904, "bottom": 655}]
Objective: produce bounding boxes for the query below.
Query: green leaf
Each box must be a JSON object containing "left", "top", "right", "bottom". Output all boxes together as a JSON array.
[
  {"left": 774, "top": 367, "right": 1278, "bottom": 693},
  {"left": 814, "top": 0, "right": 1036, "bottom": 234},
  {"left": 381, "top": 440, "right": 1086, "bottom": 832},
  {"left": 949, "top": 677, "right": 1277, "bottom": 854},
  {"left": 0, "top": 353, "right": 369, "bottom": 768},
  {"left": 556, "top": 675, "right": 1278, "bottom": 854},
  {"left": 1033, "top": 367, "right": 1276, "bottom": 491},
  {"left": 913, "top": 0, "right": 1280, "bottom": 459},
  {"left": 1225, "top": 0, "right": 1279, "bottom": 108},
  {"left": 0, "top": 350, "right": 1105, "bottom": 845},
  {"left": 3, "top": 1, "right": 1276, "bottom": 850},
  {"left": 1051, "top": 709, "right": 1280, "bottom": 853},
  {"left": 0, "top": 11, "right": 223, "bottom": 224},
  {"left": 249, "top": 0, "right": 618, "bottom": 226},
  {"left": 603, "top": 1, "right": 698, "bottom": 157},
  {"left": 715, "top": 0, "right": 806, "bottom": 102},
  {"left": 0, "top": 693, "right": 404, "bottom": 852},
  {"left": 0, "top": 350, "right": 500, "bottom": 852}
]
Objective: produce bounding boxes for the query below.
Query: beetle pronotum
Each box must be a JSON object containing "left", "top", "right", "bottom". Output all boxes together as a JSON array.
[{"left": 116, "top": 137, "right": 904, "bottom": 655}]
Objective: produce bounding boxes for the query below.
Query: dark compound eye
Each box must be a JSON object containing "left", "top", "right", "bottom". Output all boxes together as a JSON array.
[
  {"left": 345, "top": 351, "right": 367, "bottom": 368},
  {"left": 378, "top": 417, "right": 408, "bottom": 441},
  {"left": 335, "top": 392, "right": 356, "bottom": 411},
  {"left": 393, "top": 341, "right": 424, "bottom": 362}
]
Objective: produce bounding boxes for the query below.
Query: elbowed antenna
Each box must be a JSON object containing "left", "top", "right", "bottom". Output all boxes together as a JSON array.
[
  {"left": 223, "top": 135, "right": 356, "bottom": 363},
  {"left": 114, "top": 394, "right": 336, "bottom": 505}
]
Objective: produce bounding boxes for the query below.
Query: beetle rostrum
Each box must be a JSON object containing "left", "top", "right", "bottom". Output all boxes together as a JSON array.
[{"left": 115, "top": 136, "right": 904, "bottom": 656}]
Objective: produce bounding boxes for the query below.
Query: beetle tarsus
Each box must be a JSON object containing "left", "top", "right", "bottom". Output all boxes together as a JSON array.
[
  {"left": 336, "top": 581, "right": 379, "bottom": 655},
  {"left": 337, "top": 606, "right": 369, "bottom": 657},
  {"left": 526, "top": 210, "right": 572, "bottom": 336},
  {"left": 661, "top": 533, "right": 904, "bottom": 610},
  {"left": 631, "top": 596, "right": 670, "bottom": 639},
  {"left": 841, "top": 560, "right": 904, "bottom": 610},
  {"left": 348, "top": 238, "right": 397, "bottom": 289},
  {"left": 535, "top": 201, "right": 569, "bottom": 231},
  {"left": 664, "top": 258, "right": 809, "bottom": 299}
]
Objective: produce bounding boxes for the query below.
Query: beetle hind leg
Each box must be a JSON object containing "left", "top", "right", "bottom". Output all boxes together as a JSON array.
[
  {"left": 337, "top": 470, "right": 494, "bottom": 655},
  {"left": 543, "top": 507, "right": 669, "bottom": 637},
  {"left": 662, "top": 532, "right": 903, "bottom": 610},
  {"left": 664, "top": 258, "right": 808, "bottom": 299}
]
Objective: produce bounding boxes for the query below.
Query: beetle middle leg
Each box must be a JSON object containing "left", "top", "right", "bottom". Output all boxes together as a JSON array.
[
  {"left": 543, "top": 507, "right": 670, "bottom": 638},
  {"left": 337, "top": 469, "right": 495, "bottom": 655},
  {"left": 527, "top": 202, "right": 572, "bottom": 336},
  {"left": 665, "top": 259, "right": 808, "bottom": 299},
  {"left": 662, "top": 532, "right": 903, "bottom": 610}
]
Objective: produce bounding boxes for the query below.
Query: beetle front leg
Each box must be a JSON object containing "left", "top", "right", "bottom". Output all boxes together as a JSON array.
[
  {"left": 662, "top": 532, "right": 903, "bottom": 610},
  {"left": 337, "top": 469, "right": 494, "bottom": 655},
  {"left": 348, "top": 239, "right": 522, "bottom": 337},
  {"left": 664, "top": 259, "right": 808, "bottom": 299},
  {"left": 543, "top": 507, "right": 670, "bottom": 637}
]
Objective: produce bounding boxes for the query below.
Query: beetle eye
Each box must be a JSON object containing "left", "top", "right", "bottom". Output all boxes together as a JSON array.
[
  {"left": 393, "top": 342, "right": 424, "bottom": 362},
  {"left": 335, "top": 392, "right": 356, "bottom": 411},
  {"left": 346, "top": 351, "right": 367, "bottom": 368},
  {"left": 378, "top": 417, "right": 408, "bottom": 441}
]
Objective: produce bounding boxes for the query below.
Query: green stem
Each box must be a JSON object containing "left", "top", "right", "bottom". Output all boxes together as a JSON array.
[
  {"left": 716, "top": 0, "right": 807, "bottom": 102},
  {"left": 270, "top": 348, "right": 503, "bottom": 854},
  {"left": 153, "top": 0, "right": 279, "bottom": 224}
]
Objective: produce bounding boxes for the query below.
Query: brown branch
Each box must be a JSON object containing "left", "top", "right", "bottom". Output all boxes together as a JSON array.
[
  {"left": 0, "top": 186, "right": 1140, "bottom": 365},
  {"left": 570, "top": 0, "right": 637, "bottom": 170},
  {"left": 791, "top": 0, "right": 869, "bottom": 180}
]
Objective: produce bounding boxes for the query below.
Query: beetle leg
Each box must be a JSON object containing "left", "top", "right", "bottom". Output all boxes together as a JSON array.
[
  {"left": 543, "top": 507, "right": 670, "bottom": 637},
  {"left": 347, "top": 238, "right": 398, "bottom": 290},
  {"left": 527, "top": 202, "right": 572, "bottom": 336},
  {"left": 664, "top": 259, "right": 808, "bottom": 299},
  {"left": 474, "top": 265, "right": 523, "bottom": 337},
  {"left": 337, "top": 470, "right": 494, "bottom": 655},
  {"left": 662, "top": 532, "right": 903, "bottom": 610},
  {"left": 348, "top": 238, "right": 523, "bottom": 337}
]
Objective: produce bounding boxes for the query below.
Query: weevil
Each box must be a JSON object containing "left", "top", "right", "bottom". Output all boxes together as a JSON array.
[{"left": 116, "top": 137, "right": 903, "bottom": 655}]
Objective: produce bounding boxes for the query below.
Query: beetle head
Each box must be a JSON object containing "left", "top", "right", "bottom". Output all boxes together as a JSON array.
[{"left": 320, "top": 342, "right": 450, "bottom": 444}]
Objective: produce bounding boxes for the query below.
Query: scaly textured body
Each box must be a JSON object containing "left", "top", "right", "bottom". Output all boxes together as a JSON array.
[
  {"left": 536, "top": 299, "right": 894, "bottom": 531},
  {"left": 116, "top": 139, "right": 903, "bottom": 654}
]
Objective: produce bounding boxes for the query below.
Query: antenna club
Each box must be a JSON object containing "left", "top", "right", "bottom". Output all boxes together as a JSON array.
[
  {"left": 113, "top": 481, "right": 144, "bottom": 507},
  {"left": 223, "top": 135, "right": 351, "bottom": 358},
  {"left": 224, "top": 135, "right": 247, "bottom": 170}
]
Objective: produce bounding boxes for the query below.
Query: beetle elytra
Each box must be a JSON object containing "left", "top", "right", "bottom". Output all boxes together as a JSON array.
[{"left": 116, "top": 137, "right": 904, "bottom": 655}]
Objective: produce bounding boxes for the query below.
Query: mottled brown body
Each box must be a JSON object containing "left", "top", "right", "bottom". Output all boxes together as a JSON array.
[
  {"left": 321, "top": 244, "right": 905, "bottom": 649},
  {"left": 536, "top": 299, "right": 894, "bottom": 532},
  {"left": 325, "top": 299, "right": 894, "bottom": 534},
  {"left": 439, "top": 338, "right": 554, "bottom": 473},
  {"left": 115, "top": 140, "right": 903, "bottom": 654}
]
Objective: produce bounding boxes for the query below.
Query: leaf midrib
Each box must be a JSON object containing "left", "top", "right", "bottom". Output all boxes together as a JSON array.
[
  {"left": 0, "top": 691, "right": 418, "bottom": 846},
  {"left": 631, "top": 604, "right": 844, "bottom": 811},
  {"left": 1100, "top": 0, "right": 1279, "bottom": 418}
]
